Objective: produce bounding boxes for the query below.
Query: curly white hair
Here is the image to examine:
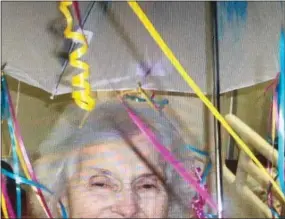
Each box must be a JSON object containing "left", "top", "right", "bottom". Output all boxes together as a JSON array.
[{"left": 28, "top": 101, "right": 196, "bottom": 218}]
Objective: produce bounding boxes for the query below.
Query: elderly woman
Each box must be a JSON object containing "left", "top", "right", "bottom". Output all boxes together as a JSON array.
[{"left": 28, "top": 101, "right": 195, "bottom": 218}]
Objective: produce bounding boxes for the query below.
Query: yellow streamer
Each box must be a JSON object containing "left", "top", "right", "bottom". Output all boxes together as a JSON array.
[
  {"left": 121, "top": 84, "right": 158, "bottom": 111},
  {"left": 1, "top": 194, "right": 9, "bottom": 219},
  {"left": 59, "top": 1, "right": 95, "bottom": 112},
  {"left": 127, "top": 1, "right": 285, "bottom": 203},
  {"left": 137, "top": 83, "right": 158, "bottom": 111}
]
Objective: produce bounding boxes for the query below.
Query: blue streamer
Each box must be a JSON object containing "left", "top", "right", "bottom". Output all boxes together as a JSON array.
[
  {"left": 1, "top": 169, "right": 68, "bottom": 219},
  {"left": 1, "top": 75, "right": 67, "bottom": 218},
  {"left": 217, "top": 1, "right": 248, "bottom": 41},
  {"left": 270, "top": 208, "right": 280, "bottom": 218},
  {"left": 206, "top": 213, "right": 218, "bottom": 218},
  {"left": 201, "top": 161, "right": 212, "bottom": 185},
  {"left": 2, "top": 75, "right": 22, "bottom": 218},
  {"left": 185, "top": 145, "right": 213, "bottom": 217},
  {"left": 1, "top": 81, "right": 9, "bottom": 121},
  {"left": 277, "top": 29, "right": 285, "bottom": 195},
  {"left": 124, "top": 94, "right": 169, "bottom": 109},
  {"left": 185, "top": 145, "right": 209, "bottom": 157},
  {"left": 185, "top": 145, "right": 212, "bottom": 184},
  {"left": 267, "top": 136, "right": 278, "bottom": 148}
]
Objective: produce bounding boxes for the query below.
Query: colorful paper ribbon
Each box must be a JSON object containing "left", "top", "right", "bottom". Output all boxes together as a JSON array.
[
  {"left": 277, "top": 29, "right": 285, "bottom": 195},
  {"left": 191, "top": 168, "right": 208, "bottom": 218},
  {"left": 0, "top": 80, "right": 68, "bottom": 218},
  {"left": 59, "top": 1, "right": 96, "bottom": 112},
  {"left": 127, "top": 1, "right": 285, "bottom": 203},
  {"left": 1, "top": 193, "right": 9, "bottom": 219},
  {"left": 1, "top": 169, "right": 68, "bottom": 219},
  {"left": 267, "top": 173, "right": 281, "bottom": 218},
  {"left": 185, "top": 145, "right": 213, "bottom": 218},
  {"left": 124, "top": 94, "right": 169, "bottom": 109},
  {"left": 1, "top": 175, "right": 16, "bottom": 218},
  {"left": 2, "top": 75, "right": 22, "bottom": 218},
  {"left": 1, "top": 74, "right": 53, "bottom": 218},
  {"left": 137, "top": 83, "right": 160, "bottom": 111},
  {"left": 267, "top": 93, "right": 278, "bottom": 217}
]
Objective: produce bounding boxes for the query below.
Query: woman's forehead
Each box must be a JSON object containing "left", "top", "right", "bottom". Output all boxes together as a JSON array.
[
  {"left": 78, "top": 134, "right": 164, "bottom": 179},
  {"left": 80, "top": 134, "right": 158, "bottom": 159}
]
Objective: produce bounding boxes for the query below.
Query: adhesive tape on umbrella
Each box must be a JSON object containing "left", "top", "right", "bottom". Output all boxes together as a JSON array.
[{"left": 73, "top": 29, "right": 93, "bottom": 45}]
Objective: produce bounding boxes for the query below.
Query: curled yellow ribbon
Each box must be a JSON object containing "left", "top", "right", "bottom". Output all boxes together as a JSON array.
[{"left": 59, "top": 1, "right": 95, "bottom": 112}]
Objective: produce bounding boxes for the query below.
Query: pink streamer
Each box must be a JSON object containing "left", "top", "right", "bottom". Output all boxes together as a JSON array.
[
  {"left": 1, "top": 175, "right": 16, "bottom": 218},
  {"left": 121, "top": 101, "right": 217, "bottom": 210},
  {"left": 273, "top": 92, "right": 279, "bottom": 129},
  {"left": 6, "top": 84, "right": 53, "bottom": 218},
  {"left": 191, "top": 167, "right": 208, "bottom": 218},
  {"left": 264, "top": 73, "right": 279, "bottom": 95}
]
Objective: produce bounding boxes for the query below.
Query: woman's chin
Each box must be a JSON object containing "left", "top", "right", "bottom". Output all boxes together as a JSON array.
[{"left": 74, "top": 212, "right": 146, "bottom": 218}]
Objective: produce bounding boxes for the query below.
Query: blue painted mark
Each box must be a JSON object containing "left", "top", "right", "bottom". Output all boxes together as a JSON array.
[{"left": 217, "top": 1, "right": 248, "bottom": 41}]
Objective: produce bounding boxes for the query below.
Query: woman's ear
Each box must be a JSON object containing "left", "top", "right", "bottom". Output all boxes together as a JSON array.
[
  {"left": 56, "top": 156, "right": 80, "bottom": 218},
  {"left": 56, "top": 192, "right": 70, "bottom": 218}
]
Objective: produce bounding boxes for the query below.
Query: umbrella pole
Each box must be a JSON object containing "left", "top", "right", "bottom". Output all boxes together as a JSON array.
[{"left": 210, "top": 2, "right": 224, "bottom": 218}]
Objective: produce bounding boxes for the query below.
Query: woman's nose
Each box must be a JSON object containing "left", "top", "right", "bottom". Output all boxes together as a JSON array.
[{"left": 112, "top": 191, "right": 139, "bottom": 217}]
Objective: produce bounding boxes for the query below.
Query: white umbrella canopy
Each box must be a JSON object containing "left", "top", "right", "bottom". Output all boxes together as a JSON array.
[
  {"left": 218, "top": 2, "right": 284, "bottom": 93},
  {"left": 2, "top": 1, "right": 207, "bottom": 95},
  {"left": 1, "top": 1, "right": 283, "bottom": 96}
]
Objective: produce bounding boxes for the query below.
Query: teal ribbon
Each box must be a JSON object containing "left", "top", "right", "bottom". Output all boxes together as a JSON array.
[
  {"left": 185, "top": 145, "right": 213, "bottom": 218},
  {"left": 1, "top": 74, "right": 67, "bottom": 218},
  {"left": 267, "top": 136, "right": 278, "bottom": 148},
  {"left": 1, "top": 168, "right": 68, "bottom": 219},
  {"left": 184, "top": 145, "right": 211, "bottom": 185},
  {"left": 277, "top": 28, "right": 285, "bottom": 195},
  {"left": 124, "top": 94, "right": 169, "bottom": 108},
  {"left": 206, "top": 213, "right": 218, "bottom": 218},
  {"left": 270, "top": 208, "right": 280, "bottom": 218},
  {"left": 1, "top": 79, "right": 9, "bottom": 120},
  {"left": 185, "top": 145, "right": 209, "bottom": 157},
  {"left": 201, "top": 161, "right": 212, "bottom": 185}
]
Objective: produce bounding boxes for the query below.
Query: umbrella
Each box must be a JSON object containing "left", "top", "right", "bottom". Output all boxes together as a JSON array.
[
  {"left": 2, "top": 1, "right": 207, "bottom": 96},
  {"left": 2, "top": 2, "right": 282, "bottom": 96}
]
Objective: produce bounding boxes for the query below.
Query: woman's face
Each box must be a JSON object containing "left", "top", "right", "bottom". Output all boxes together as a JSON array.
[{"left": 67, "top": 134, "right": 169, "bottom": 218}]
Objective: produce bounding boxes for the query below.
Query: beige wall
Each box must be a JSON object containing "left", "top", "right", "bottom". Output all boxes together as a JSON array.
[{"left": 2, "top": 76, "right": 271, "bottom": 158}]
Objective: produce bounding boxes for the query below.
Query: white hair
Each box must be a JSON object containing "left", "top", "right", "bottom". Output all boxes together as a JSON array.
[{"left": 29, "top": 101, "right": 196, "bottom": 218}]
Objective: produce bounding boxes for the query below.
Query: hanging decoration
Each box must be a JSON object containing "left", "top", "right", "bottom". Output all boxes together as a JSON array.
[
  {"left": 1, "top": 74, "right": 68, "bottom": 218},
  {"left": 277, "top": 28, "right": 285, "bottom": 195},
  {"left": 59, "top": 1, "right": 96, "bottom": 112},
  {"left": 186, "top": 145, "right": 215, "bottom": 218}
]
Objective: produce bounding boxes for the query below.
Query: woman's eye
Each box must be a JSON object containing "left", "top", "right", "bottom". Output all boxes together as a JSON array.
[
  {"left": 91, "top": 182, "right": 109, "bottom": 188},
  {"left": 138, "top": 183, "right": 157, "bottom": 190},
  {"left": 142, "top": 184, "right": 156, "bottom": 189},
  {"left": 89, "top": 176, "right": 113, "bottom": 189}
]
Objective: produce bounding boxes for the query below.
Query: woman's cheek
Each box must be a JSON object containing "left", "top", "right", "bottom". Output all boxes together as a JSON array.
[
  {"left": 137, "top": 191, "right": 168, "bottom": 217},
  {"left": 70, "top": 192, "right": 115, "bottom": 218},
  {"left": 68, "top": 182, "right": 114, "bottom": 217}
]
